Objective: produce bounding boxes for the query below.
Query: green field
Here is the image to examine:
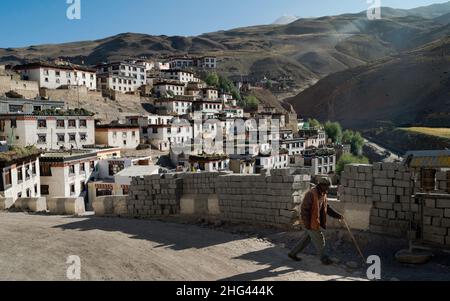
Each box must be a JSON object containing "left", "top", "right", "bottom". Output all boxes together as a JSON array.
[{"left": 400, "top": 127, "right": 450, "bottom": 139}]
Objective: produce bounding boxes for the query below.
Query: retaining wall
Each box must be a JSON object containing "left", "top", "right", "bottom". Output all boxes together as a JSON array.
[
  {"left": 0, "top": 198, "right": 14, "bottom": 210},
  {"left": 93, "top": 195, "right": 128, "bottom": 217},
  {"left": 13, "top": 198, "right": 47, "bottom": 212},
  {"left": 47, "top": 197, "right": 86, "bottom": 215}
]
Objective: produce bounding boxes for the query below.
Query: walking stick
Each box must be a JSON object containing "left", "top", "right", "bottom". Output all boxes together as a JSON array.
[{"left": 340, "top": 218, "right": 366, "bottom": 264}]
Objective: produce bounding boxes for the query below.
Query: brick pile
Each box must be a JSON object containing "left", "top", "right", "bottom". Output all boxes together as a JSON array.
[
  {"left": 340, "top": 164, "right": 373, "bottom": 204},
  {"left": 216, "top": 169, "right": 310, "bottom": 226},
  {"left": 369, "top": 163, "right": 416, "bottom": 237},
  {"left": 181, "top": 172, "right": 227, "bottom": 195},
  {"left": 421, "top": 194, "right": 450, "bottom": 246},
  {"left": 127, "top": 174, "right": 183, "bottom": 216},
  {"left": 435, "top": 171, "right": 450, "bottom": 194}
]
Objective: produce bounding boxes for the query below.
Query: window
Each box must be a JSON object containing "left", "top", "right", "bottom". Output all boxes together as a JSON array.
[
  {"left": 17, "top": 192, "right": 22, "bottom": 199},
  {"left": 68, "top": 120, "right": 76, "bottom": 128},
  {"left": 80, "top": 181, "right": 86, "bottom": 192},
  {"left": 69, "top": 165, "right": 75, "bottom": 175},
  {"left": 132, "top": 131, "right": 136, "bottom": 138},
  {"left": 70, "top": 184, "right": 76, "bottom": 195},
  {"left": 41, "top": 185, "right": 49, "bottom": 195},
  {"left": 33, "top": 106, "right": 42, "bottom": 112},
  {"left": 4, "top": 170, "right": 12, "bottom": 186},
  {"left": 57, "top": 120, "right": 65, "bottom": 128},
  {"left": 10, "top": 119, "right": 17, "bottom": 128},
  {"left": 90, "top": 161, "right": 95, "bottom": 171},
  {"left": 421, "top": 169, "right": 437, "bottom": 192},
  {"left": 17, "top": 168, "right": 23, "bottom": 182},
  {"left": 57, "top": 134, "right": 65, "bottom": 143},
  {"left": 80, "top": 133, "right": 87, "bottom": 142},
  {"left": 80, "top": 163, "right": 86, "bottom": 173},
  {"left": 32, "top": 163, "right": 36, "bottom": 175},
  {"left": 55, "top": 71, "right": 60, "bottom": 77},
  {"left": 69, "top": 134, "right": 76, "bottom": 142},
  {"left": 40, "top": 165, "right": 52, "bottom": 177},
  {"left": 37, "top": 134, "right": 46, "bottom": 144},
  {"left": 37, "top": 119, "right": 47, "bottom": 128}
]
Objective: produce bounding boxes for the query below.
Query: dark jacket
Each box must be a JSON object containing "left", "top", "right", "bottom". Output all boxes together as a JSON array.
[{"left": 301, "top": 187, "right": 342, "bottom": 230}]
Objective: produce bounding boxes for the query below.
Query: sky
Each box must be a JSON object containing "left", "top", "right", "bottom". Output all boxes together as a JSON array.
[{"left": 0, "top": 0, "right": 448, "bottom": 48}]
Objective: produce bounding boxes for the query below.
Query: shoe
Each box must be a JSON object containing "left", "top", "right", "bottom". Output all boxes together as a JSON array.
[
  {"left": 321, "top": 256, "right": 333, "bottom": 265},
  {"left": 288, "top": 254, "right": 302, "bottom": 262}
]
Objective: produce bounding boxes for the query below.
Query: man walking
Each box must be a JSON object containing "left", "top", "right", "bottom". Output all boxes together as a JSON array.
[{"left": 288, "top": 177, "right": 343, "bottom": 265}]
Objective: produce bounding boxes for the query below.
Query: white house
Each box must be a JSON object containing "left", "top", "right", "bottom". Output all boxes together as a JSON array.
[
  {"left": 281, "top": 138, "right": 306, "bottom": 156},
  {"left": 160, "top": 69, "right": 198, "bottom": 84},
  {"left": 154, "top": 98, "right": 193, "bottom": 115},
  {"left": 0, "top": 150, "right": 41, "bottom": 201},
  {"left": 0, "top": 113, "right": 95, "bottom": 150},
  {"left": 147, "top": 119, "right": 193, "bottom": 151},
  {"left": 97, "top": 74, "right": 138, "bottom": 93},
  {"left": 153, "top": 81, "right": 186, "bottom": 97},
  {"left": 96, "top": 61, "right": 147, "bottom": 88},
  {"left": 15, "top": 62, "right": 97, "bottom": 91},
  {"left": 95, "top": 124, "right": 141, "bottom": 149},
  {"left": 188, "top": 154, "right": 229, "bottom": 172},
  {"left": 255, "top": 150, "right": 289, "bottom": 173},
  {"left": 39, "top": 150, "right": 99, "bottom": 199}
]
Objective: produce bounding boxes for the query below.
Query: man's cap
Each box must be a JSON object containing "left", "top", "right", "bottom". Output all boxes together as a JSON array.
[{"left": 317, "top": 176, "right": 331, "bottom": 186}]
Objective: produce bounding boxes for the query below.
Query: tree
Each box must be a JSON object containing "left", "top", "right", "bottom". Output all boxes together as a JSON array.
[
  {"left": 336, "top": 153, "right": 369, "bottom": 175},
  {"left": 205, "top": 72, "right": 219, "bottom": 87},
  {"left": 308, "top": 118, "right": 322, "bottom": 129},
  {"left": 324, "top": 121, "right": 343, "bottom": 144},
  {"left": 241, "top": 95, "right": 259, "bottom": 111},
  {"left": 342, "top": 130, "right": 365, "bottom": 156}
]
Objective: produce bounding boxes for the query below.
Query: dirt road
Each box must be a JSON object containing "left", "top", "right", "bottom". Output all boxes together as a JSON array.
[{"left": 0, "top": 212, "right": 363, "bottom": 281}]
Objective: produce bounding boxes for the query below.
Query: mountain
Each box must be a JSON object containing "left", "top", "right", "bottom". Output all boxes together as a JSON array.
[
  {"left": 1, "top": 2, "right": 450, "bottom": 91},
  {"left": 287, "top": 37, "right": 450, "bottom": 129},
  {"left": 273, "top": 15, "right": 299, "bottom": 25}
]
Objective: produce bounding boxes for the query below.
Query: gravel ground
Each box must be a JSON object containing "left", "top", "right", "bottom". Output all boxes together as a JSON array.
[{"left": 0, "top": 212, "right": 363, "bottom": 281}]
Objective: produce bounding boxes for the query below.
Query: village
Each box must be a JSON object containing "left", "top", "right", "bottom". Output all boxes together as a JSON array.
[{"left": 0, "top": 55, "right": 450, "bottom": 281}]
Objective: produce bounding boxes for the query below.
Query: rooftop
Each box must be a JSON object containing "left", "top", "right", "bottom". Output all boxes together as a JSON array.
[
  {"left": 0, "top": 146, "right": 41, "bottom": 167},
  {"left": 14, "top": 62, "right": 95, "bottom": 73},
  {"left": 115, "top": 165, "right": 160, "bottom": 178}
]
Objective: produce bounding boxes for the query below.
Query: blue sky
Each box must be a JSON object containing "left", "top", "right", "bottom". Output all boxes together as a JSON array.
[{"left": 0, "top": 0, "right": 447, "bottom": 48}]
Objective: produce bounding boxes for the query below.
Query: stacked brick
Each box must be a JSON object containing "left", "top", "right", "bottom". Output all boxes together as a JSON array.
[
  {"left": 216, "top": 169, "right": 310, "bottom": 226},
  {"left": 340, "top": 164, "right": 373, "bottom": 204},
  {"left": 127, "top": 174, "right": 183, "bottom": 217},
  {"left": 181, "top": 172, "right": 227, "bottom": 195},
  {"left": 421, "top": 194, "right": 450, "bottom": 246},
  {"left": 435, "top": 171, "right": 450, "bottom": 194},
  {"left": 369, "top": 163, "right": 416, "bottom": 237}
]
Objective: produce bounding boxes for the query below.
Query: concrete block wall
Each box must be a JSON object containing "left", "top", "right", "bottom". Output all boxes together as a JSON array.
[
  {"left": 436, "top": 171, "right": 450, "bottom": 194},
  {"left": 369, "top": 163, "right": 416, "bottom": 237},
  {"left": 127, "top": 174, "right": 183, "bottom": 217},
  {"left": 340, "top": 163, "right": 416, "bottom": 237},
  {"left": 93, "top": 195, "right": 128, "bottom": 217},
  {"left": 419, "top": 193, "right": 450, "bottom": 247},
  {"left": 340, "top": 164, "right": 373, "bottom": 204},
  {"left": 13, "top": 198, "right": 47, "bottom": 212},
  {"left": 124, "top": 169, "right": 311, "bottom": 226},
  {"left": 47, "top": 197, "right": 86, "bottom": 215},
  {"left": 216, "top": 169, "right": 311, "bottom": 226},
  {"left": 0, "top": 198, "right": 14, "bottom": 210}
]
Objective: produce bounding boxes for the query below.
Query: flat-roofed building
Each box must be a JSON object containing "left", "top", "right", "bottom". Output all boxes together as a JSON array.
[{"left": 95, "top": 124, "right": 140, "bottom": 149}]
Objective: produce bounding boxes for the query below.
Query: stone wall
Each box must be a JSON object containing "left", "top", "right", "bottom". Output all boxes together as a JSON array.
[
  {"left": 417, "top": 193, "right": 450, "bottom": 247},
  {"left": 41, "top": 86, "right": 104, "bottom": 103},
  {"left": 127, "top": 174, "right": 183, "bottom": 217},
  {"left": 216, "top": 170, "right": 310, "bottom": 225},
  {"left": 124, "top": 169, "right": 312, "bottom": 227},
  {"left": 0, "top": 75, "right": 39, "bottom": 99},
  {"left": 340, "top": 163, "right": 417, "bottom": 238}
]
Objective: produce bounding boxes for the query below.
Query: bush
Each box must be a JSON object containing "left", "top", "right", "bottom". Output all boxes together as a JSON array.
[
  {"left": 342, "top": 130, "right": 365, "bottom": 156},
  {"left": 336, "top": 153, "right": 369, "bottom": 175}
]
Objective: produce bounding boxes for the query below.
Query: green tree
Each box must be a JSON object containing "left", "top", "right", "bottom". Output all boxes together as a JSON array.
[
  {"left": 308, "top": 118, "right": 322, "bottom": 129},
  {"left": 342, "top": 130, "right": 365, "bottom": 156},
  {"left": 336, "top": 153, "right": 369, "bottom": 175},
  {"left": 241, "top": 95, "right": 259, "bottom": 111},
  {"left": 205, "top": 72, "right": 219, "bottom": 87},
  {"left": 324, "top": 121, "right": 343, "bottom": 144}
]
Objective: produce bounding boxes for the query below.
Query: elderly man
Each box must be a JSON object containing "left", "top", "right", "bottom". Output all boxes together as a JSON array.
[{"left": 288, "top": 177, "right": 343, "bottom": 265}]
